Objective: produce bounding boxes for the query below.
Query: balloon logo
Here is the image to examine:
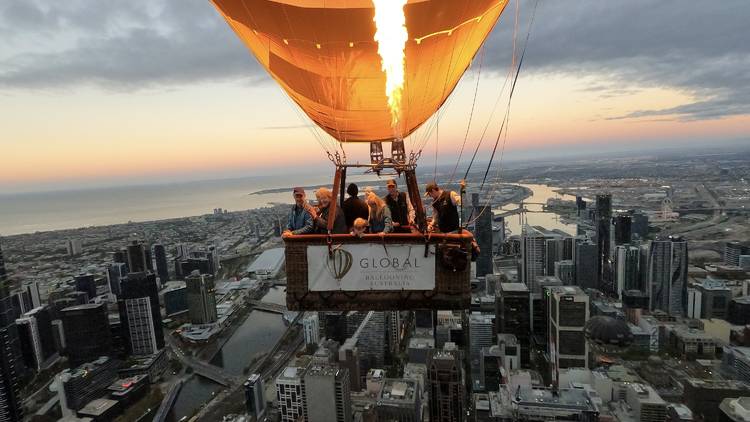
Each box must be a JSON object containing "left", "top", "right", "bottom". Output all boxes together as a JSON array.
[{"left": 327, "top": 248, "right": 353, "bottom": 280}]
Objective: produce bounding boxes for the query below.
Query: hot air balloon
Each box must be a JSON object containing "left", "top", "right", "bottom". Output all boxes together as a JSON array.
[{"left": 210, "top": 0, "right": 510, "bottom": 310}]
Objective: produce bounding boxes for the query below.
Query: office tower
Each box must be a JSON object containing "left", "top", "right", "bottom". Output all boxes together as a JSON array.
[
  {"left": 185, "top": 272, "right": 217, "bottom": 325},
  {"left": 276, "top": 366, "right": 305, "bottom": 422},
  {"left": 496, "top": 283, "right": 530, "bottom": 366},
  {"left": 648, "top": 237, "right": 688, "bottom": 316},
  {"left": 613, "top": 215, "right": 632, "bottom": 246},
  {"left": 479, "top": 346, "right": 502, "bottom": 392},
  {"left": 22, "top": 281, "right": 41, "bottom": 310},
  {"left": 339, "top": 338, "right": 362, "bottom": 391},
  {"left": 126, "top": 241, "right": 150, "bottom": 274},
  {"left": 628, "top": 211, "right": 649, "bottom": 239},
  {"left": 472, "top": 193, "right": 494, "bottom": 277},
  {"left": 548, "top": 286, "right": 589, "bottom": 385},
  {"left": 388, "top": 311, "right": 401, "bottom": 354},
  {"left": 545, "top": 238, "right": 566, "bottom": 276},
  {"left": 724, "top": 241, "right": 749, "bottom": 266},
  {"left": 693, "top": 279, "right": 732, "bottom": 320},
  {"left": 118, "top": 272, "right": 164, "bottom": 355},
  {"left": 303, "top": 313, "right": 320, "bottom": 346},
  {"left": 74, "top": 274, "right": 97, "bottom": 301},
  {"left": 492, "top": 217, "right": 505, "bottom": 255},
  {"left": 728, "top": 297, "right": 750, "bottom": 325},
  {"left": 106, "top": 263, "right": 127, "bottom": 297},
  {"left": 521, "top": 225, "right": 546, "bottom": 288},
  {"left": 574, "top": 241, "right": 597, "bottom": 289},
  {"left": 575, "top": 196, "right": 586, "bottom": 217},
  {"left": 469, "top": 313, "right": 494, "bottom": 375},
  {"left": 595, "top": 194, "right": 613, "bottom": 295},
  {"left": 162, "top": 283, "right": 188, "bottom": 317},
  {"left": 244, "top": 373, "right": 266, "bottom": 419},
  {"left": 352, "top": 311, "right": 387, "bottom": 370},
  {"left": 0, "top": 239, "right": 24, "bottom": 422},
  {"left": 554, "top": 260, "right": 575, "bottom": 285},
  {"left": 427, "top": 349, "right": 465, "bottom": 422},
  {"left": 60, "top": 303, "right": 113, "bottom": 366},
  {"left": 302, "top": 365, "right": 352, "bottom": 422},
  {"left": 152, "top": 244, "right": 169, "bottom": 284},
  {"left": 60, "top": 357, "right": 120, "bottom": 411},
  {"left": 626, "top": 383, "right": 667, "bottom": 422},
  {"left": 16, "top": 306, "right": 56, "bottom": 372},
  {"left": 66, "top": 239, "right": 83, "bottom": 257},
  {"left": 374, "top": 377, "right": 421, "bottom": 422},
  {"left": 414, "top": 310, "right": 434, "bottom": 331},
  {"left": 616, "top": 245, "right": 641, "bottom": 297}
]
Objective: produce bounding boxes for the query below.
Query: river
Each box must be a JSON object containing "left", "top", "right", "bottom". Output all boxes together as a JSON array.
[
  {"left": 166, "top": 286, "right": 287, "bottom": 421},
  {"left": 496, "top": 184, "right": 577, "bottom": 236}
]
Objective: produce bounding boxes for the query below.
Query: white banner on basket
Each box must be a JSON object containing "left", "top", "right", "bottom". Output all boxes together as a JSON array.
[{"left": 307, "top": 243, "right": 435, "bottom": 291}]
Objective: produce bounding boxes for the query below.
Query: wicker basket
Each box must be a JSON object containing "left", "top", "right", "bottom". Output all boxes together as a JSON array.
[{"left": 284, "top": 232, "right": 473, "bottom": 310}]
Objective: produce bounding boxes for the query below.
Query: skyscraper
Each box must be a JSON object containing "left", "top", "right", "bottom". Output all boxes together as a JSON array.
[
  {"left": 472, "top": 193, "right": 493, "bottom": 277},
  {"left": 118, "top": 272, "right": 164, "bottom": 355},
  {"left": 185, "top": 272, "right": 217, "bottom": 325},
  {"left": 73, "top": 274, "right": 97, "bottom": 301},
  {"left": 575, "top": 241, "right": 597, "bottom": 289},
  {"left": 16, "top": 306, "right": 56, "bottom": 372},
  {"left": 244, "top": 373, "right": 266, "bottom": 419},
  {"left": 152, "top": 244, "right": 170, "bottom": 284},
  {"left": 724, "top": 241, "right": 749, "bottom": 266},
  {"left": 648, "top": 237, "right": 688, "bottom": 316},
  {"left": 554, "top": 260, "right": 575, "bottom": 285},
  {"left": 126, "top": 241, "right": 151, "bottom": 274},
  {"left": 0, "top": 240, "right": 24, "bottom": 422},
  {"left": 303, "top": 313, "right": 320, "bottom": 346},
  {"left": 595, "top": 194, "right": 614, "bottom": 295},
  {"left": 427, "top": 348, "right": 465, "bottom": 422},
  {"left": 496, "top": 282, "right": 530, "bottom": 366},
  {"left": 615, "top": 245, "right": 641, "bottom": 297},
  {"left": 521, "top": 225, "right": 547, "bottom": 289},
  {"left": 60, "top": 303, "right": 113, "bottom": 366},
  {"left": 469, "top": 313, "right": 494, "bottom": 381},
  {"left": 548, "top": 286, "right": 589, "bottom": 385},
  {"left": 277, "top": 366, "right": 305, "bottom": 422},
  {"left": 613, "top": 215, "right": 632, "bottom": 246},
  {"left": 106, "top": 263, "right": 127, "bottom": 297},
  {"left": 302, "top": 365, "right": 352, "bottom": 422}
]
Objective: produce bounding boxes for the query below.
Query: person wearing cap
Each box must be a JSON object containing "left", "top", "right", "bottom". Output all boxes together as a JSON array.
[
  {"left": 425, "top": 181, "right": 462, "bottom": 233},
  {"left": 313, "top": 187, "right": 347, "bottom": 234},
  {"left": 383, "top": 178, "right": 414, "bottom": 231},
  {"left": 283, "top": 187, "right": 315, "bottom": 236},
  {"left": 341, "top": 183, "right": 369, "bottom": 230}
]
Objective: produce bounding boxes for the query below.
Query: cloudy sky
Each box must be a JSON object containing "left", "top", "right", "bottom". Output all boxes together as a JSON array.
[{"left": 1, "top": 0, "right": 748, "bottom": 193}]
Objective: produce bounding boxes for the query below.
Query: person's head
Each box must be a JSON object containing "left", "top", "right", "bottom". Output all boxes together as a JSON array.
[
  {"left": 386, "top": 179, "right": 398, "bottom": 197},
  {"left": 292, "top": 187, "right": 306, "bottom": 206},
  {"left": 352, "top": 218, "right": 368, "bottom": 237},
  {"left": 425, "top": 182, "right": 441, "bottom": 200},
  {"left": 315, "top": 187, "right": 333, "bottom": 208},
  {"left": 346, "top": 183, "right": 359, "bottom": 198},
  {"left": 366, "top": 192, "right": 386, "bottom": 217}
]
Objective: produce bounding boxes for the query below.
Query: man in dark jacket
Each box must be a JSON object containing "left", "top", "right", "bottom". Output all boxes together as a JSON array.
[
  {"left": 341, "top": 183, "right": 369, "bottom": 229},
  {"left": 425, "top": 181, "right": 461, "bottom": 233},
  {"left": 283, "top": 187, "right": 315, "bottom": 236},
  {"left": 313, "top": 187, "right": 348, "bottom": 234},
  {"left": 384, "top": 179, "right": 414, "bottom": 231}
]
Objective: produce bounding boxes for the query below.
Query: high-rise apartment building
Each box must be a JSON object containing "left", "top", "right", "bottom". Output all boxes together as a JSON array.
[
  {"left": 16, "top": 306, "right": 56, "bottom": 372},
  {"left": 126, "top": 241, "right": 151, "bottom": 274},
  {"left": 106, "top": 263, "right": 127, "bottom": 297},
  {"left": 648, "top": 237, "right": 688, "bottom": 316},
  {"left": 724, "top": 241, "right": 749, "bottom": 266},
  {"left": 185, "top": 272, "right": 217, "bottom": 325},
  {"left": 548, "top": 286, "right": 589, "bottom": 385},
  {"left": 73, "top": 274, "right": 97, "bottom": 301},
  {"left": 118, "top": 272, "right": 164, "bottom": 355},
  {"left": 276, "top": 366, "right": 306, "bottom": 422},
  {"left": 303, "top": 313, "right": 320, "bottom": 346}
]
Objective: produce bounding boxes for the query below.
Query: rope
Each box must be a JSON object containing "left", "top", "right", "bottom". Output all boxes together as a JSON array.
[{"left": 449, "top": 46, "right": 485, "bottom": 185}]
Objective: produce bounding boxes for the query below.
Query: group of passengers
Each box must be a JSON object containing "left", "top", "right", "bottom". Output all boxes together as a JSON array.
[{"left": 283, "top": 179, "right": 461, "bottom": 237}]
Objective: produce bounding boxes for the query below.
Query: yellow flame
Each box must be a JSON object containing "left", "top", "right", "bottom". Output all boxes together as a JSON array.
[{"left": 372, "top": 0, "right": 408, "bottom": 134}]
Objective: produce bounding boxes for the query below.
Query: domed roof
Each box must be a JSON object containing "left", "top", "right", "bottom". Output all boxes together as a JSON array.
[{"left": 585, "top": 316, "right": 634, "bottom": 347}]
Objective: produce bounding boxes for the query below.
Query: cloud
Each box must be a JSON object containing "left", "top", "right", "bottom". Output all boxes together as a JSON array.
[{"left": 0, "top": 0, "right": 748, "bottom": 120}]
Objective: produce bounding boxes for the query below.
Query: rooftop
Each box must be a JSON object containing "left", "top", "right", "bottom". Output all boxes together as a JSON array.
[
  {"left": 78, "top": 398, "right": 118, "bottom": 417},
  {"left": 514, "top": 387, "right": 596, "bottom": 411},
  {"left": 499, "top": 282, "right": 528, "bottom": 293}
]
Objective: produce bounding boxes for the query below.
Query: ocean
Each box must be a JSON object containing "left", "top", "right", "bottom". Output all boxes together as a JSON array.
[{"left": 0, "top": 174, "right": 380, "bottom": 236}]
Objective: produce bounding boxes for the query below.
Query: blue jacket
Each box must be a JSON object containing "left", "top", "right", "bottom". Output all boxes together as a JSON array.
[
  {"left": 368, "top": 207, "right": 393, "bottom": 234},
  {"left": 287, "top": 204, "right": 314, "bottom": 234}
]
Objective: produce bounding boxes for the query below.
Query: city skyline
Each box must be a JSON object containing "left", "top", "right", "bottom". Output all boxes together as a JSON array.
[{"left": 1, "top": 0, "right": 749, "bottom": 193}]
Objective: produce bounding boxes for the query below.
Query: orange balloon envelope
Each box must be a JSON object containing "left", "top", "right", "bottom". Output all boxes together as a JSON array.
[{"left": 211, "top": 0, "right": 509, "bottom": 143}]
